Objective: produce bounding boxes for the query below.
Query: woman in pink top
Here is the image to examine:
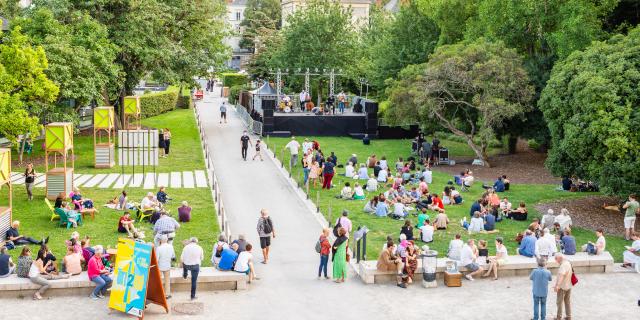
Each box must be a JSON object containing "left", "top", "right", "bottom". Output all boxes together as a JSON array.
[
  {"left": 63, "top": 247, "right": 84, "bottom": 275},
  {"left": 87, "top": 246, "right": 112, "bottom": 300}
]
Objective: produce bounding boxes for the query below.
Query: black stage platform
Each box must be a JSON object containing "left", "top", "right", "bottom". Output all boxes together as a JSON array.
[{"left": 273, "top": 112, "right": 366, "bottom": 136}]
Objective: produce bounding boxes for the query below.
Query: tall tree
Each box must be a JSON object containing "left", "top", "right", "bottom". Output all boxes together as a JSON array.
[
  {"left": 240, "top": 0, "right": 281, "bottom": 51},
  {"left": 385, "top": 39, "right": 534, "bottom": 166},
  {"left": 539, "top": 27, "right": 640, "bottom": 195},
  {"left": 416, "top": 0, "right": 477, "bottom": 45}
]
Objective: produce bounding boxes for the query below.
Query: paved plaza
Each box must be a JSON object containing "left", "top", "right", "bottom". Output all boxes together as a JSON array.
[{"left": 3, "top": 90, "right": 638, "bottom": 319}]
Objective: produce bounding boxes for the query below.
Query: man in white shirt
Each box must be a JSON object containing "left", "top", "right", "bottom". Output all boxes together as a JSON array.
[
  {"left": 377, "top": 168, "right": 388, "bottom": 183},
  {"left": 419, "top": 220, "right": 434, "bottom": 243},
  {"left": 462, "top": 173, "right": 474, "bottom": 188},
  {"left": 448, "top": 234, "right": 464, "bottom": 261},
  {"left": 299, "top": 90, "right": 307, "bottom": 110},
  {"left": 535, "top": 228, "right": 558, "bottom": 259},
  {"left": 392, "top": 200, "right": 407, "bottom": 219},
  {"left": 366, "top": 174, "right": 378, "bottom": 192},
  {"left": 234, "top": 243, "right": 258, "bottom": 283},
  {"left": 461, "top": 239, "right": 483, "bottom": 281},
  {"left": 422, "top": 168, "right": 433, "bottom": 184},
  {"left": 302, "top": 138, "right": 313, "bottom": 155},
  {"left": 180, "top": 237, "right": 204, "bottom": 300},
  {"left": 156, "top": 235, "right": 175, "bottom": 299},
  {"left": 283, "top": 136, "right": 301, "bottom": 168},
  {"left": 141, "top": 192, "right": 159, "bottom": 212},
  {"left": 344, "top": 162, "right": 355, "bottom": 178}
]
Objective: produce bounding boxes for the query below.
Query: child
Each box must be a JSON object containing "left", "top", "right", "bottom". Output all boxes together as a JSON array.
[{"left": 252, "top": 139, "right": 264, "bottom": 161}]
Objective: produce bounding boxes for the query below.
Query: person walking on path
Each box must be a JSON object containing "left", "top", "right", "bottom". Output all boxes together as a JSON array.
[
  {"left": 252, "top": 139, "right": 264, "bottom": 161},
  {"left": 622, "top": 194, "right": 639, "bottom": 240},
  {"left": 24, "top": 163, "right": 36, "bottom": 201},
  {"left": 284, "top": 136, "right": 300, "bottom": 168},
  {"left": 240, "top": 131, "right": 252, "bottom": 161},
  {"left": 220, "top": 102, "right": 227, "bottom": 124},
  {"left": 530, "top": 258, "right": 552, "bottom": 320},
  {"left": 317, "top": 228, "right": 331, "bottom": 279},
  {"left": 156, "top": 235, "right": 175, "bottom": 299},
  {"left": 553, "top": 253, "right": 573, "bottom": 320},
  {"left": 322, "top": 160, "right": 335, "bottom": 189},
  {"left": 181, "top": 237, "right": 204, "bottom": 300},
  {"left": 163, "top": 128, "right": 171, "bottom": 157},
  {"left": 335, "top": 210, "right": 352, "bottom": 236},
  {"left": 332, "top": 227, "right": 348, "bottom": 283},
  {"left": 257, "top": 209, "right": 275, "bottom": 264}
]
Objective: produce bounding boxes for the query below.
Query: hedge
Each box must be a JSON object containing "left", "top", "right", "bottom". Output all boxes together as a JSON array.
[
  {"left": 166, "top": 86, "right": 193, "bottom": 109},
  {"left": 139, "top": 91, "right": 178, "bottom": 118},
  {"left": 229, "top": 84, "right": 248, "bottom": 105},
  {"left": 222, "top": 73, "right": 248, "bottom": 88}
]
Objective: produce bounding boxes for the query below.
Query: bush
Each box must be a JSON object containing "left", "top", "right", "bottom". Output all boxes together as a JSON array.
[
  {"left": 177, "top": 94, "right": 193, "bottom": 109},
  {"left": 229, "top": 84, "right": 248, "bottom": 105},
  {"left": 222, "top": 73, "right": 248, "bottom": 88},
  {"left": 139, "top": 91, "right": 178, "bottom": 118}
]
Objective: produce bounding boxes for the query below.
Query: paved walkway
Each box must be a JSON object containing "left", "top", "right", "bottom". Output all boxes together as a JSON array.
[{"left": 4, "top": 88, "right": 639, "bottom": 319}]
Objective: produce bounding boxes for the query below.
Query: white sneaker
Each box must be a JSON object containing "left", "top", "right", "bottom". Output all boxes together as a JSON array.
[{"left": 465, "top": 275, "right": 474, "bottom": 281}]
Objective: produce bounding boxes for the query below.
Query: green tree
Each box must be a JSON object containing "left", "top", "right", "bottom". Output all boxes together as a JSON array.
[
  {"left": 0, "top": 28, "right": 58, "bottom": 156},
  {"left": 539, "top": 27, "right": 640, "bottom": 195},
  {"left": 416, "top": 0, "right": 477, "bottom": 45},
  {"left": 386, "top": 39, "right": 534, "bottom": 166},
  {"left": 240, "top": 0, "right": 281, "bottom": 51}
]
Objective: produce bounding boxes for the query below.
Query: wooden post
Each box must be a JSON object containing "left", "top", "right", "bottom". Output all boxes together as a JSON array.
[{"left": 316, "top": 191, "right": 320, "bottom": 212}]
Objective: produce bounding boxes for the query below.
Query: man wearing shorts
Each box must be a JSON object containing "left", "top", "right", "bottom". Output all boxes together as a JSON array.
[
  {"left": 623, "top": 194, "right": 639, "bottom": 240},
  {"left": 240, "top": 131, "right": 251, "bottom": 161},
  {"left": 256, "top": 209, "right": 275, "bottom": 264},
  {"left": 220, "top": 102, "right": 227, "bottom": 124},
  {"left": 460, "top": 239, "right": 484, "bottom": 281}
]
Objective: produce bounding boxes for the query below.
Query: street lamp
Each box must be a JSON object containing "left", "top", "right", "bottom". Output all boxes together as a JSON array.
[{"left": 421, "top": 247, "right": 438, "bottom": 288}]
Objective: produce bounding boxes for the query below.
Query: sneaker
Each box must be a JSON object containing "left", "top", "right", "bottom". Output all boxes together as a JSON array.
[
  {"left": 465, "top": 275, "right": 474, "bottom": 281},
  {"left": 97, "top": 294, "right": 105, "bottom": 299},
  {"left": 397, "top": 283, "right": 407, "bottom": 289},
  {"left": 90, "top": 294, "right": 99, "bottom": 300}
]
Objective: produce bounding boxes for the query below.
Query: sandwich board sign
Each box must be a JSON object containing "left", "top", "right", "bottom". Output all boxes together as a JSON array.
[{"left": 108, "top": 238, "right": 168, "bottom": 319}]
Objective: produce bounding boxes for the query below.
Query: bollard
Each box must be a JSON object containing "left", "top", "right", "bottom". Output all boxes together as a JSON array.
[
  {"left": 328, "top": 203, "right": 332, "bottom": 227},
  {"left": 306, "top": 181, "right": 310, "bottom": 199},
  {"left": 298, "top": 170, "right": 302, "bottom": 188},
  {"left": 273, "top": 143, "right": 277, "bottom": 158},
  {"left": 316, "top": 191, "right": 320, "bottom": 212}
]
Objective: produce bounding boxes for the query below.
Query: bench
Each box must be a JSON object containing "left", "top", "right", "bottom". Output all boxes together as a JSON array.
[
  {"left": 0, "top": 267, "right": 248, "bottom": 298},
  {"left": 357, "top": 252, "right": 614, "bottom": 284}
]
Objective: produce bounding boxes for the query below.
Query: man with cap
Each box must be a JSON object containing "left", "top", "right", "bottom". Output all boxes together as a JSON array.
[{"left": 180, "top": 237, "right": 204, "bottom": 300}]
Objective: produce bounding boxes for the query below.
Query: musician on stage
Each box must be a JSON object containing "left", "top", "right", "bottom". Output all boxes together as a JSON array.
[{"left": 337, "top": 91, "right": 346, "bottom": 113}]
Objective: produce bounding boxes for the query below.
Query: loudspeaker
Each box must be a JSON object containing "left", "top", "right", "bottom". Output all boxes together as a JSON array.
[
  {"left": 263, "top": 124, "right": 274, "bottom": 133},
  {"left": 263, "top": 118, "right": 274, "bottom": 126},
  {"left": 365, "top": 101, "right": 378, "bottom": 114},
  {"left": 263, "top": 109, "right": 274, "bottom": 117},
  {"left": 262, "top": 99, "right": 276, "bottom": 111},
  {"left": 367, "top": 118, "right": 378, "bottom": 128}
]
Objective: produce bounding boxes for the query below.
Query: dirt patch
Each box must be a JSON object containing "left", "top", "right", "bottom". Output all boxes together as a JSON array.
[
  {"left": 433, "top": 151, "right": 558, "bottom": 185},
  {"left": 535, "top": 195, "right": 635, "bottom": 236}
]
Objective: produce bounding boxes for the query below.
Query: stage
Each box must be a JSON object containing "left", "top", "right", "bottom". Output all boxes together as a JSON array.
[{"left": 272, "top": 112, "right": 367, "bottom": 136}]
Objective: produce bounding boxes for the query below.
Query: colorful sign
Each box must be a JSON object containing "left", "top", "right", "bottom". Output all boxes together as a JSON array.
[{"left": 108, "top": 238, "right": 167, "bottom": 319}]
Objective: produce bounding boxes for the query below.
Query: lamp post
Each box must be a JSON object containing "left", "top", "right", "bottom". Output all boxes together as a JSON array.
[{"left": 421, "top": 248, "right": 438, "bottom": 288}]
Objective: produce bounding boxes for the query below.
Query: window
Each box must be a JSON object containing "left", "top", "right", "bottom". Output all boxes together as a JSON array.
[{"left": 235, "top": 11, "right": 241, "bottom": 21}]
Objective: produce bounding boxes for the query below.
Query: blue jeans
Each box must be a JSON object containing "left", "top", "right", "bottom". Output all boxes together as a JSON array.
[
  {"left": 183, "top": 264, "right": 200, "bottom": 299},
  {"left": 91, "top": 274, "right": 112, "bottom": 296},
  {"left": 303, "top": 168, "right": 310, "bottom": 185},
  {"left": 338, "top": 102, "right": 345, "bottom": 113},
  {"left": 318, "top": 254, "right": 328, "bottom": 277},
  {"left": 533, "top": 295, "right": 547, "bottom": 320}
]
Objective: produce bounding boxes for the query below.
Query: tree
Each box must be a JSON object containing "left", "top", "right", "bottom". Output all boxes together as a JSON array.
[
  {"left": 386, "top": 39, "right": 534, "bottom": 166},
  {"left": 240, "top": 0, "right": 281, "bottom": 51},
  {"left": 539, "top": 27, "right": 640, "bottom": 195},
  {"left": 270, "top": 0, "right": 358, "bottom": 98},
  {"left": 0, "top": 28, "right": 59, "bottom": 159},
  {"left": 364, "top": 3, "right": 439, "bottom": 92},
  {"left": 416, "top": 0, "right": 478, "bottom": 45}
]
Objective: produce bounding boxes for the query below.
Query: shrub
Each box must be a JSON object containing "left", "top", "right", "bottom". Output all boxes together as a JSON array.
[
  {"left": 139, "top": 91, "right": 178, "bottom": 118},
  {"left": 229, "top": 84, "right": 248, "bottom": 105},
  {"left": 222, "top": 73, "right": 248, "bottom": 88}
]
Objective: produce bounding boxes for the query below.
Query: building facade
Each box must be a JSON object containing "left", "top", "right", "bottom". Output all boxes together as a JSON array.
[
  {"left": 281, "top": 0, "right": 372, "bottom": 27},
  {"left": 225, "top": 0, "right": 253, "bottom": 70}
]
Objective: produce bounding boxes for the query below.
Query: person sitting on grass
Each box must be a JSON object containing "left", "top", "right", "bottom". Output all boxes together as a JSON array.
[
  {"left": 63, "top": 246, "right": 84, "bottom": 276},
  {"left": 178, "top": 201, "right": 192, "bottom": 223},
  {"left": 429, "top": 193, "right": 444, "bottom": 211},
  {"left": 156, "top": 186, "right": 171, "bottom": 204},
  {"left": 418, "top": 176, "right": 429, "bottom": 195},
  {"left": 517, "top": 230, "right": 537, "bottom": 258},
  {"left": 377, "top": 166, "right": 389, "bottom": 183},
  {"left": 218, "top": 243, "right": 239, "bottom": 271},
  {"left": 461, "top": 239, "right": 484, "bottom": 281},
  {"left": 501, "top": 175, "right": 510, "bottom": 191},
  {"left": 493, "top": 176, "right": 506, "bottom": 192},
  {"left": 462, "top": 212, "right": 484, "bottom": 234},
  {"left": 416, "top": 208, "right": 429, "bottom": 228},
  {"left": 363, "top": 196, "right": 378, "bottom": 214},
  {"left": 344, "top": 162, "right": 355, "bottom": 178},
  {"left": 507, "top": 202, "right": 528, "bottom": 221},
  {"left": 339, "top": 182, "right": 354, "bottom": 200},
  {"left": 447, "top": 234, "right": 464, "bottom": 261},
  {"left": 233, "top": 243, "right": 259, "bottom": 283},
  {"left": 581, "top": 228, "right": 606, "bottom": 255},
  {"left": 400, "top": 220, "right": 414, "bottom": 241},
  {"left": 375, "top": 199, "right": 390, "bottom": 217},
  {"left": 433, "top": 210, "right": 449, "bottom": 230},
  {"left": 357, "top": 163, "right": 368, "bottom": 180},
  {"left": 367, "top": 154, "right": 377, "bottom": 168},
  {"left": 366, "top": 174, "right": 378, "bottom": 192},
  {"left": 5, "top": 220, "right": 48, "bottom": 247},
  {"left": 384, "top": 187, "right": 399, "bottom": 201},
  {"left": 353, "top": 183, "right": 366, "bottom": 200},
  {"left": 391, "top": 198, "right": 408, "bottom": 219},
  {"left": 419, "top": 219, "right": 434, "bottom": 243},
  {"left": 499, "top": 197, "right": 512, "bottom": 217},
  {"left": 117, "top": 212, "right": 140, "bottom": 238},
  {"left": 377, "top": 240, "right": 407, "bottom": 288},
  {"left": 373, "top": 161, "right": 382, "bottom": 177},
  {"left": 484, "top": 210, "right": 496, "bottom": 231}
]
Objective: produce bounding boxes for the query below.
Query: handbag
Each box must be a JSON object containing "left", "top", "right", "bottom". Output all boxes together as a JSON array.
[
  {"left": 570, "top": 268, "right": 578, "bottom": 286},
  {"left": 332, "top": 218, "right": 342, "bottom": 237}
]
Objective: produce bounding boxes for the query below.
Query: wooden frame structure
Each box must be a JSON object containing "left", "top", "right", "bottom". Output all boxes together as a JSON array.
[
  {"left": 123, "top": 96, "right": 141, "bottom": 129},
  {"left": 45, "top": 122, "right": 74, "bottom": 200},
  {"left": 0, "top": 148, "right": 12, "bottom": 237},
  {"left": 94, "top": 106, "right": 116, "bottom": 168}
]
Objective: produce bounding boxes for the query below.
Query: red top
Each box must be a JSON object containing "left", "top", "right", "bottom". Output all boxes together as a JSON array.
[
  {"left": 432, "top": 197, "right": 444, "bottom": 210},
  {"left": 87, "top": 255, "right": 104, "bottom": 280},
  {"left": 118, "top": 216, "right": 131, "bottom": 230},
  {"left": 320, "top": 235, "right": 331, "bottom": 256}
]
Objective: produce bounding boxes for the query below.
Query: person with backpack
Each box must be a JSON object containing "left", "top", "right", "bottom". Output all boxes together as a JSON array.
[
  {"left": 257, "top": 209, "right": 275, "bottom": 264},
  {"left": 316, "top": 228, "right": 331, "bottom": 279}
]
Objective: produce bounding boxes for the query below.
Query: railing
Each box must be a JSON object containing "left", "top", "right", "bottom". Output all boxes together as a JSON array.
[
  {"left": 235, "top": 104, "right": 263, "bottom": 136},
  {"left": 193, "top": 106, "right": 232, "bottom": 241}
]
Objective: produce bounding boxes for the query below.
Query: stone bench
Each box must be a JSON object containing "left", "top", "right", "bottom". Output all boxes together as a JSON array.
[
  {"left": 358, "top": 252, "right": 614, "bottom": 284},
  {"left": 0, "top": 267, "right": 248, "bottom": 298}
]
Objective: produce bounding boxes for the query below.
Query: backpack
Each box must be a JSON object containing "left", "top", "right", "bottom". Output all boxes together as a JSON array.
[
  {"left": 586, "top": 243, "right": 597, "bottom": 255},
  {"left": 262, "top": 217, "right": 273, "bottom": 234},
  {"left": 315, "top": 239, "right": 322, "bottom": 253},
  {"left": 333, "top": 218, "right": 342, "bottom": 237}
]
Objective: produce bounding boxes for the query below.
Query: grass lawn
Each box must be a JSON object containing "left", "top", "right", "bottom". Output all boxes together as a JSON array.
[
  {"left": 269, "top": 136, "right": 627, "bottom": 262},
  {"left": 11, "top": 109, "right": 203, "bottom": 174}
]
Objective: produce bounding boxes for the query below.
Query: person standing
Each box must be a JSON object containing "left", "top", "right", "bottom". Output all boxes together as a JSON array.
[
  {"left": 332, "top": 227, "right": 348, "bottom": 283},
  {"left": 622, "top": 194, "right": 639, "bottom": 240},
  {"left": 240, "top": 131, "right": 252, "bottom": 161},
  {"left": 554, "top": 253, "right": 573, "bottom": 320},
  {"left": 24, "top": 163, "right": 36, "bottom": 201},
  {"left": 283, "top": 136, "right": 300, "bottom": 168},
  {"left": 163, "top": 128, "right": 171, "bottom": 157},
  {"left": 220, "top": 102, "right": 227, "bottom": 124},
  {"left": 158, "top": 129, "right": 166, "bottom": 158},
  {"left": 337, "top": 91, "right": 346, "bottom": 114},
  {"left": 322, "top": 160, "right": 335, "bottom": 189},
  {"left": 530, "top": 258, "right": 552, "bottom": 320},
  {"left": 180, "top": 237, "right": 204, "bottom": 300},
  {"left": 252, "top": 139, "right": 264, "bottom": 161},
  {"left": 318, "top": 228, "right": 331, "bottom": 279},
  {"left": 156, "top": 235, "right": 175, "bottom": 299},
  {"left": 257, "top": 209, "right": 275, "bottom": 264}
]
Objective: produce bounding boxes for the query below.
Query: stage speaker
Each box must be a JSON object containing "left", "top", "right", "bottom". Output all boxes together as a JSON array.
[
  {"left": 263, "top": 109, "right": 274, "bottom": 117},
  {"left": 263, "top": 124, "right": 274, "bottom": 133},
  {"left": 263, "top": 118, "right": 274, "bottom": 126},
  {"left": 367, "top": 118, "right": 378, "bottom": 128},
  {"left": 262, "top": 99, "right": 276, "bottom": 111},
  {"left": 365, "top": 101, "right": 378, "bottom": 114}
]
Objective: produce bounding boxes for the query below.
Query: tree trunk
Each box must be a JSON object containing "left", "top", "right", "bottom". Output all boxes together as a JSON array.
[
  {"left": 464, "top": 137, "right": 491, "bottom": 167},
  {"left": 18, "top": 133, "right": 28, "bottom": 164},
  {"left": 481, "top": 142, "right": 491, "bottom": 168}
]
